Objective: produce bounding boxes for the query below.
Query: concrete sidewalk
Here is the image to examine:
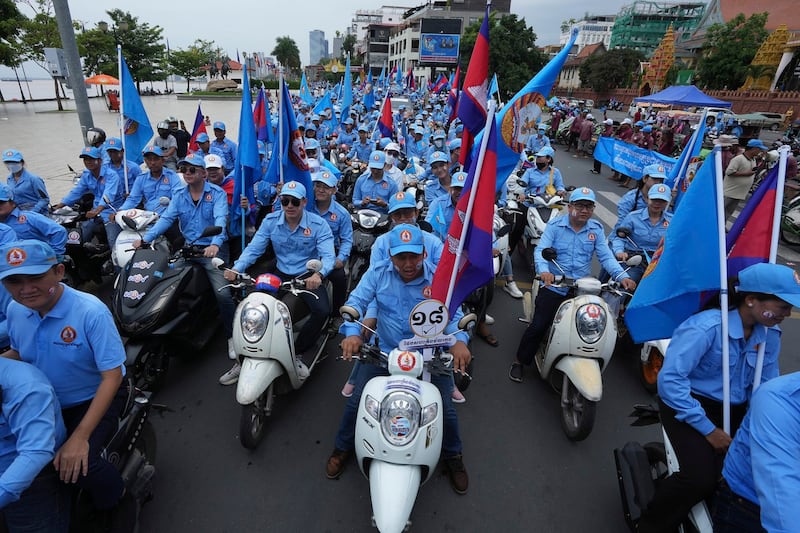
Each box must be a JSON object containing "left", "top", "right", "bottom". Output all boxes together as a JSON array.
[{"left": 0, "top": 95, "right": 244, "bottom": 200}]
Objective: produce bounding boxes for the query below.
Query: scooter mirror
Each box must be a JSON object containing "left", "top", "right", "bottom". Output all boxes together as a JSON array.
[
  {"left": 158, "top": 196, "right": 170, "bottom": 206},
  {"left": 211, "top": 257, "right": 225, "bottom": 270},
  {"left": 121, "top": 215, "right": 138, "bottom": 230},
  {"left": 616, "top": 227, "right": 632, "bottom": 239},
  {"left": 565, "top": 185, "right": 577, "bottom": 192},
  {"left": 516, "top": 179, "right": 527, "bottom": 188},
  {"left": 625, "top": 255, "right": 643, "bottom": 267},
  {"left": 458, "top": 313, "right": 477, "bottom": 331},
  {"left": 200, "top": 226, "right": 223, "bottom": 238},
  {"left": 417, "top": 220, "right": 433, "bottom": 233},
  {"left": 306, "top": 259, "right": 323, "bottom": 273},
  {"left": 102, "top": 195, "right": 112, "bottom": 206},
  {"left": 496, "top": 224, "right": 512, "bottom": 238},
  {"left": 542, "top": 247, "right": 558, "bottom": 261},
  {"left": 340, "top": 305, "right": 360, "bottom": 322}
]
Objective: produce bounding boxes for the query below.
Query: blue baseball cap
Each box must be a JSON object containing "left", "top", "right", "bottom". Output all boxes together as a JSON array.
[
  {"left": 343, "top": 117, "right": 354, "bottom": 125},
  {"left": 213, "top": 121, "right": 226, "bottom": 131},
  {"left": 105, "top": 137, "right": 123, "bottom": 151},
  {"left": 313, "top": 170, "right": 337, "bottom": 188},
  {"left": 569, "top": 187, "right": 596, "bottom": 203},
  {"left": 535, "top": 146, "right": 555, "bottom": 158},
  {"left": 737, "top": 263, "right": 800, "bottom": 307},
  {"left": 0, "top": 239, "right": 58, "bottom": 280},
  {"left": 196, "top": 132, "right": 210, "bottom": 143},
  {"left": 433, "top": 131, "right": 445, "bottom": 140},
  {"left": 2, "top": 149, "right": 22, "bottom": 163},
  {"left": 642, "top": 163, "right": 668, "bottom": 180},
  {"left": 634, "top": 121, "right": 645, "bottom": 128},
  {"left": 368, "top": 150, "right": 386, "bottom": 169},
  {"left": 79, "top": 146, "right": 102, "bottom": 159},
  {"left": 449, "top": 139, "right": 462, "bottom": 150},
  {"left": 642, "top": 125, "right": 653, "bottom": 133},
  {"left": 388, "top": 224, "right": 424, "bottom": 256},
  {"left": 538, "top": 123, "right": 548, "bottom": 131},
  {"left": 178, "top": 153, "right": 206, "bottom": 167},
  {"left": 281, "top": 181, "right": 306, "bottom": 199},
  {"left": 305, "top": 123, "right": 317, "bottom": 132},
  {"left": 305, "top": 138, "right": 320, "bottom": 151},
  {"left": 0, "top": 183, "right": 14, "bottom": 201},
  {"left": 450, "top": 172, "right": 468, "bottom": 188},
  {"left": 648, "top": 183, "right": 671, "bottom": 202},
  {"left": 388, "top": 191, "right": 416, "bottom": 213},
  {"left": 429, "top": 151, "right": 448, "bottom": 165},
  {"left": 747, "top": 139, "right": 767, "bottom": 150},
  {"left": 142, "top": 145, "right": 164, "bottom": 157},
  {"left": 357, "top": 124, "right": 368, "bottom": 133}
]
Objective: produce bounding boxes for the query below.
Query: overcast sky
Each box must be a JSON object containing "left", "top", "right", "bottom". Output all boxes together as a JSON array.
[{"left": 4, "top": 0, "right": 634, "bottom": 77}]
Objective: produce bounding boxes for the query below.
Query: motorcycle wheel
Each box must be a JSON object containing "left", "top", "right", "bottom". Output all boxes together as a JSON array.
[
  {"left": 639, "top": 345, "right": 664, "bottom": 394},
  {"left": 780, "top": 224, "right": 800, "bottom": 246},
  {"left": 134, "top": 343, "right": 169, "bottom": 393},
  {"left": 239, "top": 382, "right": 275, "bottom": 450},
  {"left": 560, "top": 373, "right": 596, "bottom": 441}
]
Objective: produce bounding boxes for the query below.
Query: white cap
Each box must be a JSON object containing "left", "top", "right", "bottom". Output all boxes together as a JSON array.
[
  {"left": 622, "top": 118, "right": 632, "bottom": 125},
  {"left": 604, "top": 119, "right": 613, "bottom": 125},
  {"left": 586, "top": 114, "right": 594, "bottom": 120},
  {"left": 384, "top": 142, "right": 402, "bottom": 153},
  {"left": 204, "top": 154, "right": 223, "bottom": 169}
]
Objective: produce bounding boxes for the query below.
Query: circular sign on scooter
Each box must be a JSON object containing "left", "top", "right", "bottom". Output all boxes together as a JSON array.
[{"left": 408, "top": 299, "right": 449, "bottom": 338}]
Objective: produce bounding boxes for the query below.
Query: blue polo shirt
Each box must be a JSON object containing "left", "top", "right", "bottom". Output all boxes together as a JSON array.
[
  {"left": 143, "top": 181, "right": 228, "bottom": 248},
  {"left": 211, "top": 138, "right": 237, "bottom": 171},
  {"left": 61, "top": 166, "right": 121, "bottom": 223},
  {"left": 119, "top": 168, "right": 183, "bottom": 213},
  {"left": 352, "top": 173, "right": 398, "bottom": 214},
  {"left": 2, "top": 207, "right": 67, "bottom": 255},
  {"left": 309, "top": 199, "right": 353, "bottom": 264},
  {"left": 6, "top": 169, "right": 49, "bottom": 215},
  {"left": 0, "top": 358, "right": 66, "bottom": 508},
  {"left": 106, "top": 159, "right": 142, "bottom": 194},
  {"left": 611, "top": 208, "right": 673, "bottom": 255},
  {"left": 7, "top": 285, "right": 126, "bottom": 408}
]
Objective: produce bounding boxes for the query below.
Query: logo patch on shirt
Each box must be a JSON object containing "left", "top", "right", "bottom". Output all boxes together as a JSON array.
[
  {"left": 395, "top": 191, "right": 405, "bottom": 200},
  {"left": 588, "top": 233, "right": 596, "bottom": 241},
  {"left": 663, "top": 220, "right": 669, "bottom": 228},
  {"left": 205, "top": 193, "right": 212, "bottom": 202},
  {"left": 330, "top": 213, "right": 337, "bottom": 221},
  {"left": 60, "top": 326, "right": 77, "bottom": 343},
  {"left": 17, "top": 214, "right": 26, "bottom": 224},
  {"left": 381, "top": 182, "right": 388, "bottom": 189},
  {"left": 303, "top": 227, "right": 311, "bottom": 236},
  {"left": 127, "top": 273, "right": 149, "bottom": 283},
  {"left": 163, "top": 177, "right": 169, "bottom": 184},
  {"left": 5, "top": 248, "right": 26, "bottom": 266},
  {"left": 132, "top": 260, "right": 154, "bottom": 269},
  {"left": 422, "top": 286, "right": 432, "bottom": 298}
]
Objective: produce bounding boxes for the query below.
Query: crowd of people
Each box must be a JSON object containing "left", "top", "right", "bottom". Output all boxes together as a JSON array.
[{"left": 1, "top": 81, "right": 800, "bottom": 532}]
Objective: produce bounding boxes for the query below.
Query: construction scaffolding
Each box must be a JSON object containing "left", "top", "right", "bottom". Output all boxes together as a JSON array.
[{"left": 609, "top": 1, "right": 706, "bottom": 57}]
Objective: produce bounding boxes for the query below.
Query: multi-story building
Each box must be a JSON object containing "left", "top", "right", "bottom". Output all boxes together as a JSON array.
[
  {"left": 332, "top": 36, "right": 344, "bottom": 60},
  {"left": 309, "top": 30, "right": 329, "bottom": 65},
  {"left": 609, "top": 1, "right": 706, "bottom": 57},
  {"left": 559, "top": 15, "right": 616, "bottom": 53}
]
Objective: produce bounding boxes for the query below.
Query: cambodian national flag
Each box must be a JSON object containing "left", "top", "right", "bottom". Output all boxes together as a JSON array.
[
  {"left": 407, "top": 68, "right": 415, "bottom": 90},
  {"left": 119, "top": 52, "right": 152, "bottom": 165},
  {"left": 726, "top": 164, "right": 780, "bottom": 276},
  {"left": 447, "top": 65, "right": 461, "bottom": 123},
  {"left": 458, "top": 4, "right": 490, "bottom": 169},
  {"left": 188, "top": 102, "right": 207, "bottom": 154},
  {"left": 625, "top": 149, "right": 724, "bottom": 343},
  {"left": 263, "top": 79, "right": 314, "bottom": 209},
  {"left": 432, "top": 73, "right": 448, "bottom": 93},
  {"left": 253, "top": 88, "right": 272, "bottom": 144},
  {"left": 431, "top": 103, "right": 498, "bottom": 316},
  {"left": 378, "top": 96, "right": 393, "bottom": 138}
]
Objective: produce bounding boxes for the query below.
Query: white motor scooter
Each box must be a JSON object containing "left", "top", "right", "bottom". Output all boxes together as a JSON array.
[
  {"left": 224, "top": 260, "right": 332, "bottom": 449},
  {"left": 492, "top": 210, "right": 511, "bottom": 276},
  {"left": 529, "top": 248, "right": 640, "bottom": 441},
  {"left": 106, "top": 195, "right": 171, "bottom": 269},
  {"left": 340, "top": 303, "right": 476, "bottom": 533}
]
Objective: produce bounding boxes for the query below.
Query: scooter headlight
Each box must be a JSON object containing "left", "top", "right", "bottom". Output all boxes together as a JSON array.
[
  {"left": 240, "top": 302, "right": 269, "bottom": 343},
  {"left": 575, "top": 303, "right": 607, "bottom": 344},
  {"left": 420, "top": 403, "right": 438, "bottom": 426},
  {"left": 364, "top": 394, "right": 380, "bottom": 420},
  {"left": 275, "top": 300, "right": 292, "bottom": 330},
  {"left": 380, "top": 392, "right": 420, "bottom": 447}
]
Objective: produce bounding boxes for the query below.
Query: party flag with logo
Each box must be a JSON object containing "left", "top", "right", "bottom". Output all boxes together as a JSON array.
[{"left": 119, "top": 52, "right": 152, "bottom": 164}]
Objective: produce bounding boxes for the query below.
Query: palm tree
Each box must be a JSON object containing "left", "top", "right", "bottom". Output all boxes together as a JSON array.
[{"left": 272, "top": 36, "right": 300, "bottom": 76}]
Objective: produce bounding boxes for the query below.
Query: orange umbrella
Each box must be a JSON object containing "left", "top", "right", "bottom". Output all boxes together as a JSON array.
[{"left": 85, "top": 74, "right": 120, "bottom": 85}]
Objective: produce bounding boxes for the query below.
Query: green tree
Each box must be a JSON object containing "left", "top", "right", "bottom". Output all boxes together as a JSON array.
[
  {"left": 168, "top": 40, "right": 215, "bottom": 92},
  {"left": 15, "top": 0, "right": 65, "bottom": 108},
  {"left": 459, "top": 13, "right": 546, "bottom": 99},
  {"left": 696, "top": 12, "right": 769, "bottom": 90},
  {"left": 342, "top": 34, "right": 356, "bottom": 59},
  {"left": 579, "top": 48, "right": 646, "bottom": 93},
  {"left": 0, "top": 0, "right": 25, "bottom": 66},
  {"left": 272, "top": 36, "right": 301, "bottom": 76}
]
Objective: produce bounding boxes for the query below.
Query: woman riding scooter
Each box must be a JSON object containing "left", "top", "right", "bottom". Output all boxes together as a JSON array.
[{"left": 637, "top": 263, "right": 800, "bottom": 533}]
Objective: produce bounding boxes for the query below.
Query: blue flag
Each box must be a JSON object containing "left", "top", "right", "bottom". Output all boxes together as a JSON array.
[
  {"left": 313, "top": 91, "right": 333, "bottom": 117},
  {"left": 119, "top": 53, "right": 152, "bottom": 164},
  {"left": 625, "top": 149, "right": 723, "bottom": 343},
  {"left": 671, "top": 115, "right": 708, "bottom": 208},
  {"left": 363, "top": 71, "right": 375, "bottom": 112},
  {"left": 491, "top": 27, "right": 580, "bottom": 191},
  {"left": 299, "top": 72, "right": 314, "bottom": 105},
  {"left": 378, "top": 65, "right": 385, "bottom": 88},
  {"left": 264, "top": 80, "right": 314, "bottom": 210},
  {"left": 488, "top": 73, "right": 499, "bottom": 98},
  {"left": 395, "top": 60, "right": 403, "bottom": 85},
  {"left": 341, "top": 55, "right": 353, "bottom": 125},
  {"left": 232, "top": 65, "right": 259, "bottom": 243}
]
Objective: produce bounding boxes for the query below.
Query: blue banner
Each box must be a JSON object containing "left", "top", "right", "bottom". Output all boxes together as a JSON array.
[{"left": 593, "top": 137, "right": 678, "bottom": 181}]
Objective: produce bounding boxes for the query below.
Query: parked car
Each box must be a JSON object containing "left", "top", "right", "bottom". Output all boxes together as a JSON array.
[{"left": 737, "top": 112, "right": 785, "bottom": 131}]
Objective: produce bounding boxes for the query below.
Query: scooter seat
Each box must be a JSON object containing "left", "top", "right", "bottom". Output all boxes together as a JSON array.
[{"left": 281, "top": 292, "right": 311, "bottom": 331}]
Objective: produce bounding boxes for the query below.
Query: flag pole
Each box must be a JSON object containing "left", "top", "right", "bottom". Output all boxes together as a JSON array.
[
  {"left": 752, "top": 145, "right": 789, "bottom": 390},
  {"left": 713, "top": 147, "right": 731, "bottom": 434},
  {"left": 278, "top": 66, "right": 285, "bottom": 185},
  {"left": 117, "top": 45, "right": 129, "bottom": 194},
  {"left": 240, "top": 53, "right": 248, "bottom": 252},
  {"left": 444, "top": 99, "right": 496, "bottom": 310}
]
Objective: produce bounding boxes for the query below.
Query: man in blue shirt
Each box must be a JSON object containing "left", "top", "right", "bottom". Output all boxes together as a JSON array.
[
  {"left": 104, "top": 137, "right": 141, "bottom": 193},
  {"left": 2, "top": 149, "right": 50, "bottom": 215},
  {"left": 211, "top": 121, "right": 237, "bottom": 175},
  {"left": 347, "top": 126, "right": 374, "bottom": 162},
  {"left": 716, "top": 372, "right": 800, "bottom": 532},
  {"left": 0, "top": 239, "right": 130, "bottom": 521},
  {"left": 135, "top": 153, "right": 235, "bottom": 366},
  {"left": 0, "top": 357, "right": 69, "bottom": 532},
  {"left": 509, "top": 187, "right": 636, "bottom": 382},
  {"left": 525, "top": 124, "right": 551, "bottom": 155},
  {"left": 352, "top": 151, "right": 399, "bottom": 214},
  {"left": 337, "top": 118, "right": 358, "bottom": 147},
  {"left": 224, "top": 181, "right": 336, "bottom": 385},
  {"left": 423, "top": 151, "right": 451, "bottom": 206},
  {"left": 426, "top": 171, "right": 465, "bottom": 242},
  {"left": 0, "top": 184, "right": 67, "bottom": 254},
  {"left": 193, "top": 132, "right": 211, "bottom": 158},
  {"left": 308, "top": 171, "right": 353, "bottom": 318},
  {"left": 325, "top": 224, "right": 472, "bottom": 494}
]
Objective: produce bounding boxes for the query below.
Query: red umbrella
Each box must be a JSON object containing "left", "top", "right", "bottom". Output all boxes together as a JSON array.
[{"left": 84, "top": 74, "right": 120, "bottom": 85}]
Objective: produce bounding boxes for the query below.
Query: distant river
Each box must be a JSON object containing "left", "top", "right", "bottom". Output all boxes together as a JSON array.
[{"left": 0, "top": 78, "right": 206, "bottom": 102}]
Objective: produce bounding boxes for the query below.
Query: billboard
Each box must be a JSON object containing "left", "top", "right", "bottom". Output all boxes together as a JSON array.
[{"left": 419, "top": 34, "right": 460, "bottom": 65}]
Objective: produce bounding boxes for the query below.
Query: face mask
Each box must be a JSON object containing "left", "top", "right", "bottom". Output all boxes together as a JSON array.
[
  {"left": 434, "top": 140, "right": 443, "bottom": 148},
  {"left": 385, "top": 154, "right": 395, "bottom": 165},
  {"left": 6, "top": 163, "right": 22, "bottom": 174},
  {"left": 536, "top": 162, "right": 548, "bottom": 170}
]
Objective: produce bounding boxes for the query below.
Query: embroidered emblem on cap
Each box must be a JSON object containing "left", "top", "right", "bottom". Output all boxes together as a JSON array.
[
  {"left": 399, "top": 229, "right": 412, "bottom": 242},
  {"left": 581, "top": 187, "right": 590, "bottom": 194},
  {"left": 6, "top": 248, "right": 26, "bottom": 266},
  {"left": 60, "top": 326, "right": 77, "bottom": 343},
  {"left": 287, "top": 182, "right": 297, "bottom": 189},
  {"left": 395, "top": 192, "right": 405, "bottom": 200},
  {"left": 4, "top": 151, "right": 11, "bottom": 158},
  {"left": 657, "top": 185, "right": 668, "bottom": 193}
]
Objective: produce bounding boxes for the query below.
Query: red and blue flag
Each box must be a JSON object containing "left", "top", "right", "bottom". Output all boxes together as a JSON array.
[
  {"left": 458, "top": 4, "right": 490, "bottom": 169},
  {"left": 447, "top": 65, "right": 461, "bottom": 123},
  {"left": 188, "top": 102, "right": 207, "bottom": 154},
  {"left": 378, "top": 96, "right": 393, "bottom": 138},
  {"left": 252, "top": 88, "right": 272, "bottom": 144}
]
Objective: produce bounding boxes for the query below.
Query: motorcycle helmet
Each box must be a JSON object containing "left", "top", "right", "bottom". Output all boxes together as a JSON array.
[{"left": 86, "top": 127, "right": 106, "bottom": 146}]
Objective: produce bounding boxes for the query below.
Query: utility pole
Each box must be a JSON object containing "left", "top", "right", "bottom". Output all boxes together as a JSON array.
[{"left": 51, "top": 0, "right": 94, "bottom": 144}]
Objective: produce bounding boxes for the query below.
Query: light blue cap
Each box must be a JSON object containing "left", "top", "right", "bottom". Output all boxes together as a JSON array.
[
  {"left": 738, "top": 263, "right": 800, "bottom": 307},
  {"left": 747, "top": 139, "right": 767, "bottom": 150},
  {"left": 281, "top": 181, "right": 306, "bottom": 199},
  {"left": 535, "top": 146, "right": 555, "bottom": 158},
  {"left": 178, "top": 153, "right": 206, "bottom": 167},
  {"left": 142, "top": 145, "right": 164, "bottom": 157},
  {"left": 388, "top": 224, "right": 424, "bottom": 255},
  {"left": 105, "top": 137, "right": 123, "bottom": 151},
  {"left": 569, "top": 187, "right": 596, "bottom": 203},
  {"left": 0, "top": 183, "right": 13, "bottom": 201},
  {"left": 2, "top": 149, "right": 22, "bottom": 162},
  {"left": 79, "top": 146, "right": 102, "bottom": 159},
  {"left": 0, "top": 239, "right": 58, "bottom": 280},
  {"left": 449, "top": 139, "right": 462, "bottom": 149},
  {"left": 429, "top": 151, "right": 448, "bottom": 164},
  {"left": 648, "top": 183, "right": 671, "bottom": 202},
  {"left": 642, "top": 163, "right": 667, "bottom": 179},
  {"left": 313, "top": 170, "right": 338, "bottom": 188},
  {"left": 213, "top": 121, "right": 226, "bottom": 130},
  {"left": 388, "top": 191, "right": 416, "bottom": 213},
  {"left": 196, "top": 132, "right": 210, "bottom": 143},
  {"left": 450, "top": 171, "right": 468, "bottom": 188},
  {"left": 368, "top": 150, "right": 386, "bottom": 169},
  {"left": 305, "top": 138, "right": 321, "bottom": 151}
]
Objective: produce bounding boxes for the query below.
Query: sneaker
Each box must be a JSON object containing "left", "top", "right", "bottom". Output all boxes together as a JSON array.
[
  {"left": 341, "top": 382, "right": 355, "bottom": 398},
  {"left": 227, "top": 338, "right": 236, "bottom": 360},
  {"left": 295, "top": 356, "right": 310, "bottom": 381},
  {"left": 589, "top": 169, "right": 600, "bottom": 174},
  {"left": 444, "top": 455, "right": 469, "bottom": 495},
  {"left": 219, "top": 362, "right": 241, "bottom": 385},
  {"left": 484, "top": 314, "right": 495, "bottom": 325},
  {"left": 326, "top": 448, "right": 351, "bottom": 479},
  {"left": 451, "top": 388, "right": 466, "bottom": 404},
  {"left": 503, "top": 281, "right": 523, "bottom": 299},
  {"left": 509, "top": 362, "right": 523, "bottom": 383}
]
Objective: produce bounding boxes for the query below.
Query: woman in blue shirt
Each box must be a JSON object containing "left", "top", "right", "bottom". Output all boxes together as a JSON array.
[{"left": 638, "top": 263, "right": 800, "bottom": 533}]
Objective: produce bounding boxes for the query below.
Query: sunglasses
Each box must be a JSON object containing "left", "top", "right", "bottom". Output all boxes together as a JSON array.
[
  {"left": 179, "top": 166, "right": 201, "bottom": 175},
  {"left": 280, "top": 196, "right": 302, "bottom": 207}
]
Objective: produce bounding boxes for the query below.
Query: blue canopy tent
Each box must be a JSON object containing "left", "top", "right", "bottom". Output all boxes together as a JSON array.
[{"left": 634, "top": 85, "right": 732, "bottom": 108}]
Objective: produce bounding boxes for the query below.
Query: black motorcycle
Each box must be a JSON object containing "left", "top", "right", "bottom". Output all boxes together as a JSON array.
[
  {"left": 49, "top": 193, "right": 112, "bottom": 286},
  {"left": 345, "top": 208, "right": 391, "bottom": 293},
  {"left": 111, "top": 225, "right": 223, "bottom": 391}
]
